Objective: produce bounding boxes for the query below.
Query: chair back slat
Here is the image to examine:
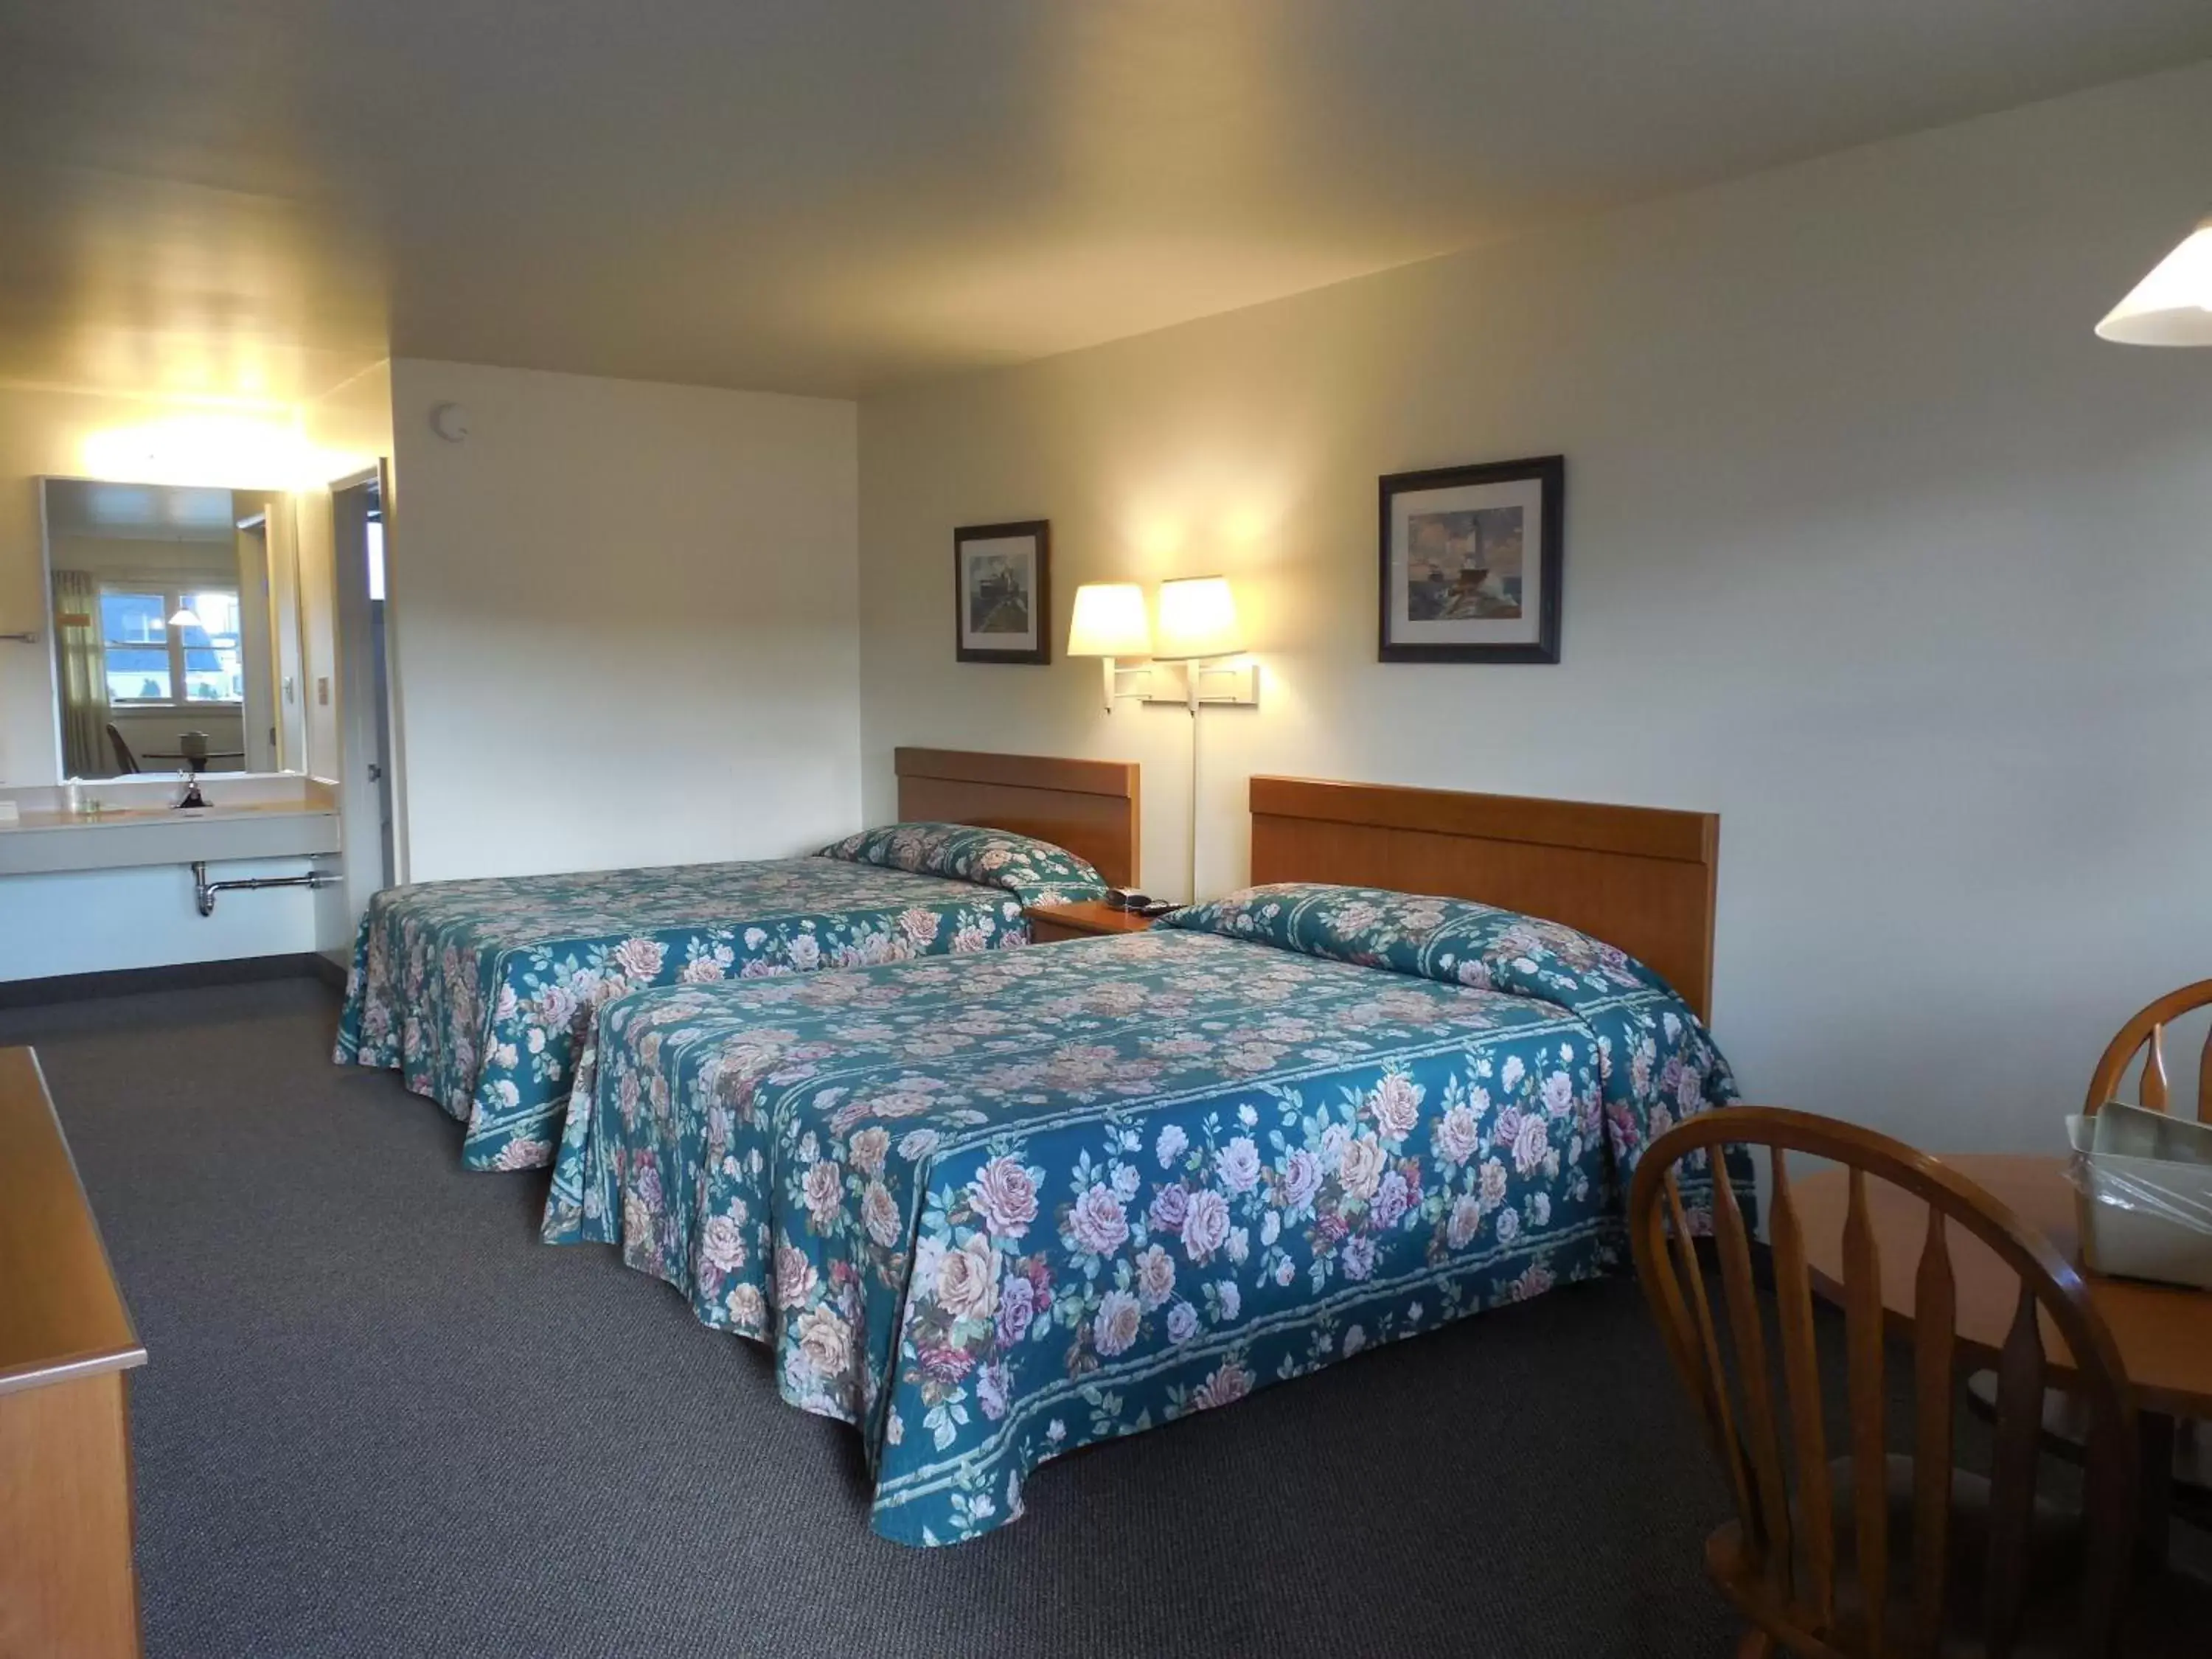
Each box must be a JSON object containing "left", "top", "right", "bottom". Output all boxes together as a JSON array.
[
  {"left": 1655, "top": 1168, "right": 1770, "bottom": 1548},
  {"left": 1712, "top": 1166, "right": 1797, "bottom": 1599},
  {"left": 1627, "top": 1107, "right": 2139, "bottom": 1659},
  {"left": 1843, "top": 1169, "right": 1891, "bottom": 1657},
  {"left": 1908, "top": 1208, "right": 1956, "bottom": 1657},
  {"left": 1980, "top": 1287, "right": 2048, "bottom": 1654},
  {"left": 1658, "top": 1169, "right": 1761, "bottom": 1554},
  {"left": 2142, "top": 1026, "right": 2170, "bottom": 1113},
  {"left": 2084, "top": 979, "right": 2212, "bottom": 1120},
  {"left": 1767, "top": 1150, "right": 1836, "bottom": 1626}
]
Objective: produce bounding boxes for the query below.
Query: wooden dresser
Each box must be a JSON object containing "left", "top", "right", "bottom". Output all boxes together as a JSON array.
[{"left": 0, "top": 1046, "right": 145, "bottom": 1658}]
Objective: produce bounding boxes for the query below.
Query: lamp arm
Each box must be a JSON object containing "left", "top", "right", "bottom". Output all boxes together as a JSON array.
[
  {"left": 1188, "top": 693, "right": 1200, "bottom": 902},
  {"left": 1097, "top": 658, "right": 1164, "bottom": 711}
]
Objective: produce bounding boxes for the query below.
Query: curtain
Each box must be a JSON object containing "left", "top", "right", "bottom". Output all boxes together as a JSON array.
[{"left": 50, "top": 570, "right": 108, "bottom": 777}]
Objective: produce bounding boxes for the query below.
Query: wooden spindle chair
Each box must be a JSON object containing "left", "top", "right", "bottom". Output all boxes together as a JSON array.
[
  {"left": 1630, "top": 1107, "right": 2139, "bottom": 1658},
  {"left": 2084, "top": 981, "right": 2212, "bottom": 1121},
  {"left": 105, "top": 722, "right": 141, "bottom": 773},
  {"left": 2072, "top": 982, "right": 2212, "bottom": 1526}
]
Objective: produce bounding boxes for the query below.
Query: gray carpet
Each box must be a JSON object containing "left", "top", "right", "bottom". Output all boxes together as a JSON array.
[{"left": 7, "top": 978, "right": 1744, "bottom": 1658}]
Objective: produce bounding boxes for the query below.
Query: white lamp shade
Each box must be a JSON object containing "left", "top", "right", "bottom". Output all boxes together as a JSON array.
[
  {"left": 167, "top": 606, "right": 201, "bottom": 629},
  {"left": 2096, "top": 217, "right": 2212, "bottom": 346},
  {"left": 1155, "top": 575, "right": 1242, "bottom": 660},
  {"left": 1066, "top": 582, "right": 1152, "bottom": 657}
]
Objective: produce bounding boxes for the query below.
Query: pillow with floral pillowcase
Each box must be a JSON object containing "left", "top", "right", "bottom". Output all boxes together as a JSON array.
[
  {"left": 1161, "top": 881, "right": 1741, "bottom": 1167},
  {"left": 816, "top": 821, "right": 1110, "bottom": 908},
  {"left": 1159, "top": 880, "right": 1674, "bottom": 1001}
]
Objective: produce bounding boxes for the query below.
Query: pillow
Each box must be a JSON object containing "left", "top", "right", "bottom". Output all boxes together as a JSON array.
[
  {"left": 817, "top": 822, "right": 1108, "bottom": 908},
  {"left": 1160, "top": 881, "right": 1673, "bottom": 1010}
]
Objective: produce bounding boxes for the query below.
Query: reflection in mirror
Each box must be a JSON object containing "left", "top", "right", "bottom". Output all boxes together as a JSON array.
[{"left": 44, "top": 479, "right": 306, "bottom": 779}]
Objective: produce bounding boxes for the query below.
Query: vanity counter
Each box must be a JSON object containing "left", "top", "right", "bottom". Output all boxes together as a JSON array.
[
  {"left": 0, "top": 778, "right": 340, "bottom": 877},
  {"left": 4, "top": 799, "right": 331, "bottom": 831}
]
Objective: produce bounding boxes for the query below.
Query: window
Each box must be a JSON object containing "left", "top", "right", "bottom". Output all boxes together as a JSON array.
[
  {"left": 100, "top": 585, "right": 244, "bottom": 707},
  {"left": 366, "top": 516, "right": 386, "bottom": 602}
]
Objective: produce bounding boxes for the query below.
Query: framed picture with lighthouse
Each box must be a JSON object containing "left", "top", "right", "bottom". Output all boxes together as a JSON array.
[{"left": 1377, "top": 455, "right": 1563, "bottom": 664}]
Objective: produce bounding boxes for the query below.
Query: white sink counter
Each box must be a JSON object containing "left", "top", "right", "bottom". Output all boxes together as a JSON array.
[{"left": 0, "top": 776, "right": 341, "bottom": 876}]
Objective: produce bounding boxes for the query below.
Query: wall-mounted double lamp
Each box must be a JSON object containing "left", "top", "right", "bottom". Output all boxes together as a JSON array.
[
  {"left": 2096, "top": 214, "right": 2212, "bottom": 347},
  {"left": 1069, "top": 575, "right": 1256, "bottom": 902},
  {"left": 1067, "top": 576, "right": 1258, "bottom": 713}
]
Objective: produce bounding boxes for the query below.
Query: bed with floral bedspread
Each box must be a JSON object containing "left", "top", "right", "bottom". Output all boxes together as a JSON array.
[
  {"left": 333, "top": 824, "right": 1105, "bottom": 1171},
  {"left": 543, "top": 882, "right": 1747, "bottom": 1544}
]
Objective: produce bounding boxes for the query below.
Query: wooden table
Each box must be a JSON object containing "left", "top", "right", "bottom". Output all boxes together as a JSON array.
[
  {"left": 1796, "top": 1155, "right": 2212, "bottom": 1416},
  {"left": 1796, "top": 1153, "right": 2211, "bottom": 1556}
]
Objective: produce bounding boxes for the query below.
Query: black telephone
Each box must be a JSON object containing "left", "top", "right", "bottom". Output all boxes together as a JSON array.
[{"left": 1105, "top": 888, "right": 1178, "bottom": 917}]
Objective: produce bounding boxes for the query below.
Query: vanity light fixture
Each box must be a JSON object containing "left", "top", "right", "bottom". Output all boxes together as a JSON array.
[
  {"left": 1066, "top": 582, "right": 1155, "bottom": 712},
  {"left": 2097, "top": 213, "right": 2212, "bottom": 346}
]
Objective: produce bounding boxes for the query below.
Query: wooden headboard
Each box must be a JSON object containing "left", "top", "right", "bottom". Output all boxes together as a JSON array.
[
  {"left": 1248, "top": 776, "right": 1720, "bottom": 1022},
  {"left": 894, "top": 748, "right": 1141, "bottom": 889}
]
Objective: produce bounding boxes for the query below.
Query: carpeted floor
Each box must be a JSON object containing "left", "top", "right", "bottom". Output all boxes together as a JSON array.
[{"left": 8, "top": 976, "right": 1747, "bottom": 1659}]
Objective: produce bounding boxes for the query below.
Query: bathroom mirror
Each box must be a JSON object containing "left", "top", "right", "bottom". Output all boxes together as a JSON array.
[{"left": 41, "top": 478, "right": 308, "bottom": 779}]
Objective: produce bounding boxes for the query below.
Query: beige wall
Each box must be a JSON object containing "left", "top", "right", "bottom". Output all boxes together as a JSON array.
[
  {"left": 300, "top": 361, "right": 394, "bottom": 955},
  {"left": 299, "top": 361, "right": 393, "bottom": 784},
  {"left": 385, "top": 358, "right": 861, "bottom": 881},
  {"left": 858, "top": 63, "right": 2212, "bottom": 1153},
  {"left": 296, "top": 363, "right": 394, "bottom": 787},
  {"left": 291, "top": 487, "right": 338, "bottom": 779}
]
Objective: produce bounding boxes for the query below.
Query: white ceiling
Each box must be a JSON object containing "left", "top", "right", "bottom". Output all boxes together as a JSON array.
[{"left": 2, "top": 1, "right": 2209, "bottom": 405}]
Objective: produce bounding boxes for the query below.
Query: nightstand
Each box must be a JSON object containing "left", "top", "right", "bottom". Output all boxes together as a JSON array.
[{"left": 1023, "top": 900, "right": 1164, "bottom": 944}]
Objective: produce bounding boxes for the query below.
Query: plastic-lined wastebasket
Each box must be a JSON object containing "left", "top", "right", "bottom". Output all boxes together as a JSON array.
[{"left": 2065, "top": 1102, "right": 2212, "bottom": 1291}]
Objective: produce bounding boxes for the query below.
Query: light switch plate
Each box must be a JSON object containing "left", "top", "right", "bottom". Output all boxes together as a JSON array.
[{"left": 317, "top": 677, "right": 330, "bottom": 706}]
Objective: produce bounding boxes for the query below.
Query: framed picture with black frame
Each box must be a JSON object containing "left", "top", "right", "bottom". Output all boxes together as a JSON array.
[
  {"left": 953, "top": 519, "right": 1051, "bottom": 665},
  {"left": 1377, "top": 455, "right": 1563, "bottom": 664}
]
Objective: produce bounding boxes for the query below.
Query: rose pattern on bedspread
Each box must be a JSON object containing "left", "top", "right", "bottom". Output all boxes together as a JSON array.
[
  {"left": 333, "top": 829, "right": 1105, "bottom": 1171},
  {"left": 546, "top": 900, "right": 1743, "bottom": 1545}
]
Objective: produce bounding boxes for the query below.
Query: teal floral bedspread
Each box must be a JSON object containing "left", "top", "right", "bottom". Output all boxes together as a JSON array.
[
  {"left": 333, "top": 826, "right": 1105, "bottom": 1172},
  {"left": 544, "top": 883, "right": 1742, "bottom": 1545}
]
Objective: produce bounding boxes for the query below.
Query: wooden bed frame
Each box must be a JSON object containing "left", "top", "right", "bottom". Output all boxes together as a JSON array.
[
  {"left": 1249, "top": 776, "right": 1719, "bottom": 1022},
  {"left": 894, "top": 748, "right": 1141, "bottom": 889}
]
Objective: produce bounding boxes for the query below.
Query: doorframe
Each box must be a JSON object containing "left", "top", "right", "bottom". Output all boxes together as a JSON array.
[{"left": 330, "top": 465, "right": 402, "bottom": 916}]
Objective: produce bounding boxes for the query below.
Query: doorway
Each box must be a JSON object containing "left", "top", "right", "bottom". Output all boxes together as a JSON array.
[{"left": 332, "top": 470, "right": 395, "bottom": 898}]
